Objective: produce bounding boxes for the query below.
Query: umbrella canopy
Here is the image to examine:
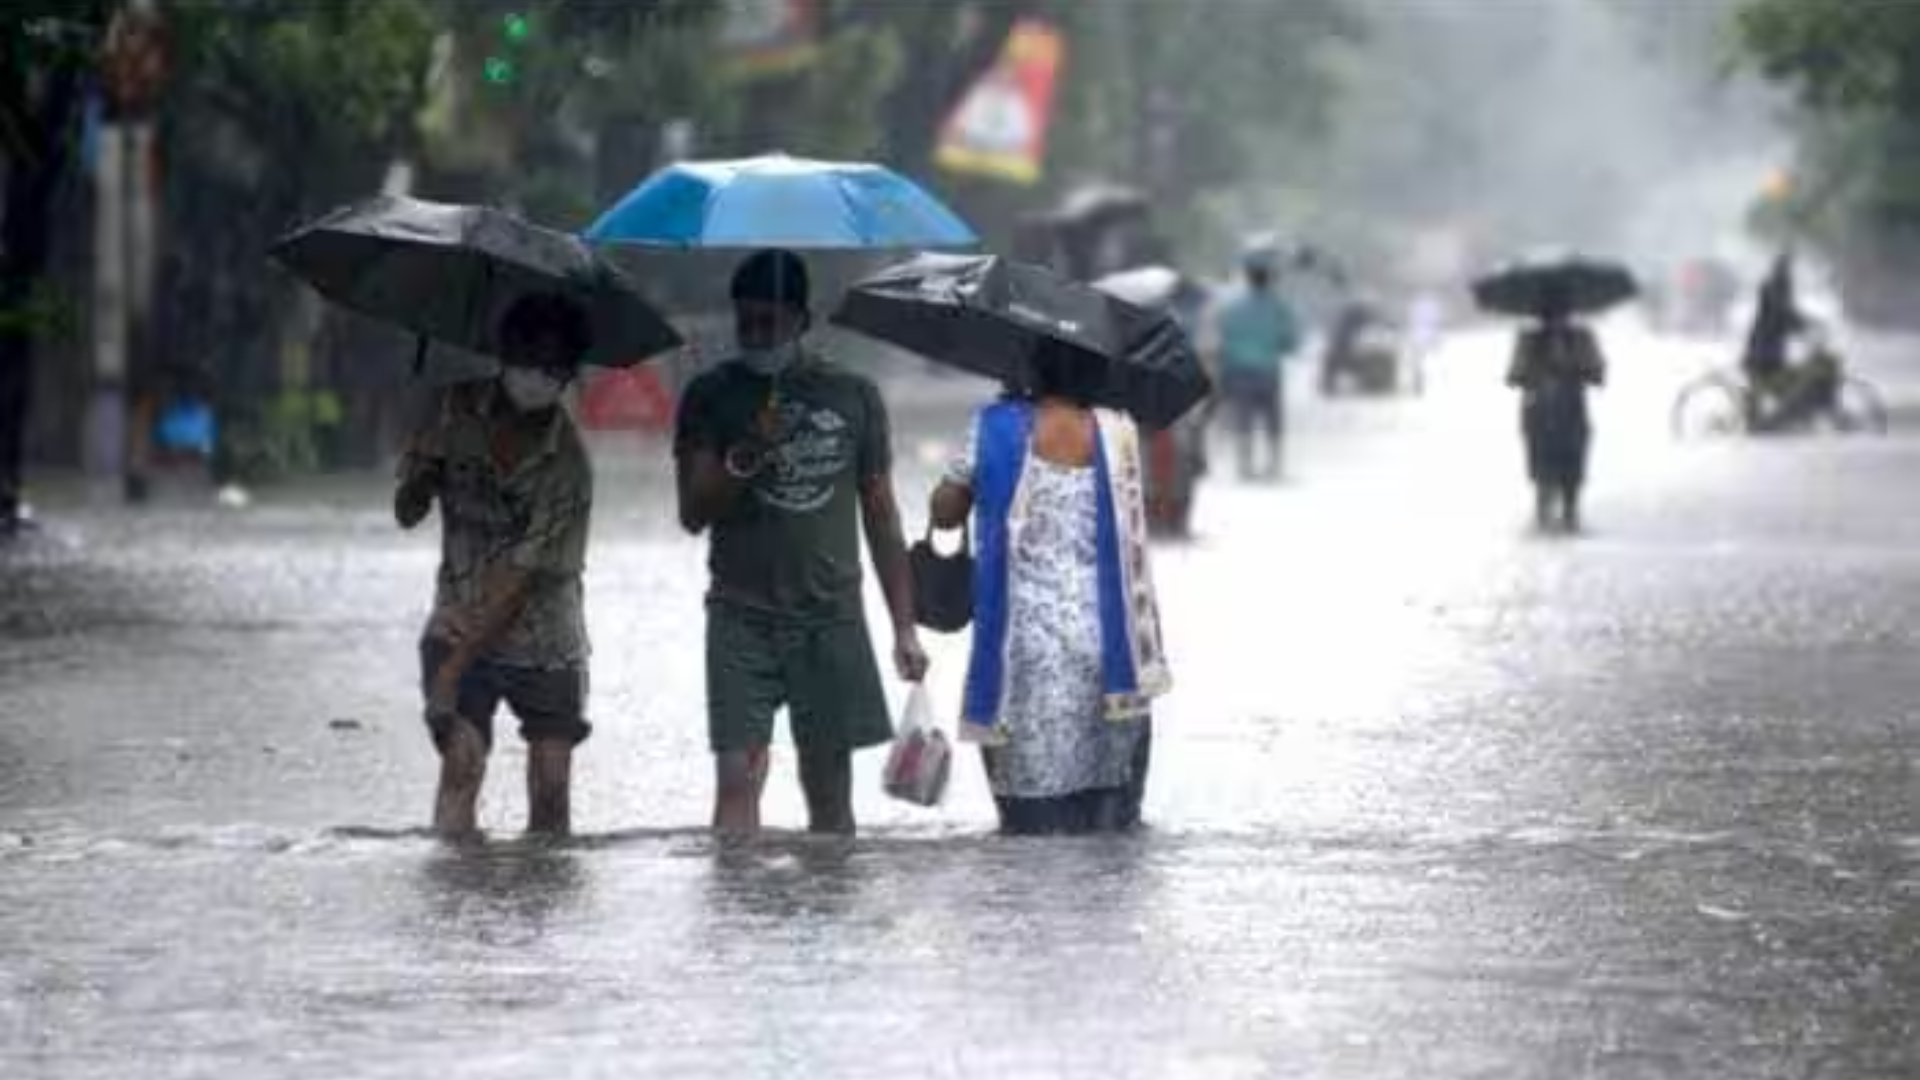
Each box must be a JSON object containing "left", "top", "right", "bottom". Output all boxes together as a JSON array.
[
  {"left": 584, "top": 153, "right": 979, "bottom": 250},
  {"left": 1049, "top": 183, "right": 1150, "bottom": 226},
  {"left": 1473, "top": 254, "right": 1638, "bottom": 319},
  {"left": 832, "top": 253, "right": 1212, "bottom": 429},
  {"left": 1091, "top": 265, "right": 1183, "bottom": 309},
  {"left": 271, "top": 195, "right": 682, "bottom": 369},
  {"left": 1094, "top": 265, "right": 1213, "bottom": 338}
]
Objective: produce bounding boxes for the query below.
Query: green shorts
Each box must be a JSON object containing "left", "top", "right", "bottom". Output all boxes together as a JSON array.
[{"left": 706, "top": 602, "right": 893, "bottom": 754}]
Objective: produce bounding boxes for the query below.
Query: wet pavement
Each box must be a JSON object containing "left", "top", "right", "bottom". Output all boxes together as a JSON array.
[{"left": 5, "top": 322, "right": 1920, "bottom": 1077}]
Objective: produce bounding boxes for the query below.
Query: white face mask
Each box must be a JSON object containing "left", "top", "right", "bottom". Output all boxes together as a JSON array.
[
  {"left": 501, "top": 367, "right": 566, "bottom": 412},
  {"left": 739, "top": 340, "right": 801, "bottom": 377}
]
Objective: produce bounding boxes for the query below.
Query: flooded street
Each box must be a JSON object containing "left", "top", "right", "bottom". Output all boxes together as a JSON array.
[{"left": 6, "top": 325, "right": 1920, "bottom": 1078}]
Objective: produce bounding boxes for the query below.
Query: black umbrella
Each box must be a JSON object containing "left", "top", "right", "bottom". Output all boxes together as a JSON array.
[
  {"left": 830, "top": 253, "right": 1211, "bottom": 429},
  {"left": 1472, "top": 254, "right": 1638, "bottom": 319},
  {"left": 270, "top": 195, "right": 682, "bottom": 371},
  {"left": 1050, "top": 183, "right": 1150, "bottom": 225}
]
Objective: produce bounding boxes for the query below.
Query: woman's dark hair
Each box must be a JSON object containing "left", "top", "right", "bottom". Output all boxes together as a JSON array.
[
  {"left": 499, "top": 293, "right": 591, "bottom": 363},
  {"left": 1023, "top": 338, "right": 1107, "bottom": 407}
]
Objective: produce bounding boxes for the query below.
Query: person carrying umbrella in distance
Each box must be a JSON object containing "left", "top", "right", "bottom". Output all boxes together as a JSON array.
[
  {"left": 1738, "top": 250, "right": 1842, "bottom": 432},
  {"left": 673, "top": 250, "right": 929, "bottom": 837},
  {"left": 273, "top": 196, "right": 681, "bottom": 838},
  {"left": 1741, "top": 250, "right": 1805, "bottom": 394},
  {"left": 1476, "top": 255, "right": 1632, "bottom": 534}
]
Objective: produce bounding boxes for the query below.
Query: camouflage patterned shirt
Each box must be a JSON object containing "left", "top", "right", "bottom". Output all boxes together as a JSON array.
[{"left": 409, "top": 383, "right": 592, "bottom": 667}]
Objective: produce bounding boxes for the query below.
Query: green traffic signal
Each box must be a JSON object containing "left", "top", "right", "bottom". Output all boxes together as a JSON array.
[
  {"left": 483, "top": 56, "right": 515, "bottom": 84},
  {"left": 503, "top": 13, "right": 531, "bottom": 45}
]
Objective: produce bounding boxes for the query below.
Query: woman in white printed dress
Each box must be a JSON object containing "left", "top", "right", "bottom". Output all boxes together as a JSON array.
[{"left": 929, "top": 342, "right": 1169, "bottom": 834}]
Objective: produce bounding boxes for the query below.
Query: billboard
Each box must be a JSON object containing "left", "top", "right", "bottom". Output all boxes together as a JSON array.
[{"left": 935, "top": 19, "right": 1065, "bottom": 186}]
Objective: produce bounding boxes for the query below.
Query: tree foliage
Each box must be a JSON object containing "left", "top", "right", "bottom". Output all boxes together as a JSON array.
[
  {"left": 1739, "top": 0, "right": 1920, "bottom": 113},
  {"left": 1732, "top": 0, "right": 1920, "bottom": 323},
  {"left": 1737, "top": 0, "right": 1920, "bottom": 231},
  {"left": 8, "top": 0, "right": 1366, "bottom": 473},
  {"left": 156, "top": 1, "right": 443, "bottom": 416},
  {"left": 169, "top": 0, "right": 440, "bottom": 196},
  {"left": 1051, "top": 0, "right": 1350, "bottom": 194},
  {"left": 1, "top": 2, "right": 108, "bottom": 506},
  {"left": 1014, "top": 0, "right": 1354, "bottom": 267}
]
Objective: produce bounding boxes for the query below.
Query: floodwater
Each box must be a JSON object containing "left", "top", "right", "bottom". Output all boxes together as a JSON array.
[{"left": 5, "top": 322, "right": 1920, "bottom": 1078}]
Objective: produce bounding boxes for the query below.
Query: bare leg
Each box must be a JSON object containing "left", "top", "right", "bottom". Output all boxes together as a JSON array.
[
  {"left": 525, "top": 739, "right": 573, "bottom": 837},
  {"left": 433, "top": 719, "right": 488, "bottom": 840},
  {"left": 798, "top": 745, "right": 855, "bottom": 835},
  {"left": 713, "top": 746, "right": 769, "bottom": 837}
]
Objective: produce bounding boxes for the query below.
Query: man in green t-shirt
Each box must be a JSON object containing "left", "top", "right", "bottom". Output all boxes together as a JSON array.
[{"left": 675, "top": 249, "right": 928, "bottom": 836}]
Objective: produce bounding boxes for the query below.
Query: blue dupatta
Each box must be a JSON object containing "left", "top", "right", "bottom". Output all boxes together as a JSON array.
[{"left": 960, "top": 401, "right": 1169, "bottom": 737}]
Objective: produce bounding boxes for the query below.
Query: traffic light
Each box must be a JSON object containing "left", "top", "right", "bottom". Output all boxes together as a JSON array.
[{"left": 483, "top": 13, "right": 532, "bottom": 86}]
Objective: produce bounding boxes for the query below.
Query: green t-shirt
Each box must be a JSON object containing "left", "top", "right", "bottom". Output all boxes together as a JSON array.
[{"left": 674, "top": 354, "right": 891, "bottom": 621}]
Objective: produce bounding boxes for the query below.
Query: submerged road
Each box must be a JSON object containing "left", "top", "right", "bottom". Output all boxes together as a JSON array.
[{"left": 3, "top": 322, "right": 1919, "bottom": 1077}]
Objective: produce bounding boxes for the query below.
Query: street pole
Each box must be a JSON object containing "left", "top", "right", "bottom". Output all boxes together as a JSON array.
[
  {"left": 123, "top": 115, "right": 158, "bottom": 499},
  {"left": 86, "top": 113, "right": 128, "bottom": 500},
  {"left": 92, "top": 0, "right": 165, "bottom": 504}
]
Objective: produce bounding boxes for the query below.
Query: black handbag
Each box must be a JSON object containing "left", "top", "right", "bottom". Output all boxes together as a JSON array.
[{"left": 910, "top": 521, "right": 974, "bottom": 633}]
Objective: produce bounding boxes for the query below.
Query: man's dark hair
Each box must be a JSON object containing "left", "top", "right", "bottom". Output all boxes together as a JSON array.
[
  {"left": 1023, "top": 338, "right": 1108, "bottom": 408},
  {"left": 499, "top": 293, "right": 591, "bottom": 364},
  {"left": 730, "top": 248, "right": 810, "bottom": 312}
]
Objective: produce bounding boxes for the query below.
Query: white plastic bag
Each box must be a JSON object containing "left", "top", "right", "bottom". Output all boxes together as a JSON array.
[{"left": 882, "top": 684, "right": 952, "bottom": 807}]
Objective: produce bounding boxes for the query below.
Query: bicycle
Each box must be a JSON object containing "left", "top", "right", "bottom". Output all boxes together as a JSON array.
[{"left": 1669, "top": 349, "right": 1887, "bottom": 439}]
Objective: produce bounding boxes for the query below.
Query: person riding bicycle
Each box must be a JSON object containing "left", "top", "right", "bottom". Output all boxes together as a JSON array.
[
  {"left": 1740, "top": 251, "right": 1839, "bottom": 431},
  {"left": 1740, "top": 252, "right": 1802, "bottom": 388}
]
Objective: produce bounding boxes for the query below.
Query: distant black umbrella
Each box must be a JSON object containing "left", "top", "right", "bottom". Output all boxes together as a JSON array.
[
  {"left": 1090, "top": 265, "right": 1185, "bottom": 309},
  {"left": 831, "top": 253, "right": 1211, "bottom": 428},
  {"left": 1049, "top": 183, "right": 1150, "bottom": 225},
  {"left": 1473, "top": 255, "right": 1638, "bottom": 319},
  {"left": 270, "top": 195, "right": 682, "bottom": 372}
]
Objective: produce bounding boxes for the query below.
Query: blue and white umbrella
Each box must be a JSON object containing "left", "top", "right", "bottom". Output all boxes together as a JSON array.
[{"left": 585, "top": 153, "right": 978, "bottom": 250}]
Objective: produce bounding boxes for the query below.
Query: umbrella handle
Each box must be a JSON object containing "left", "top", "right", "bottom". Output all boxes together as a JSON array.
[{"left": 413, "top": 335, "right": 428, "bottom": 377}]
